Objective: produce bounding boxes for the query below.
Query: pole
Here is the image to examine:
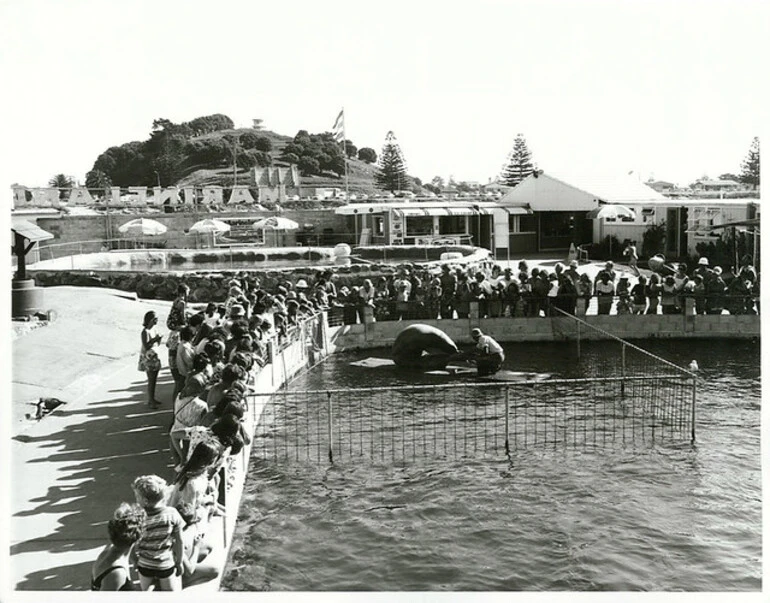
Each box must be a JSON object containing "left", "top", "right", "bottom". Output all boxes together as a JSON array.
[
  {"left": 621, "top": 343, "right": 626, "bottom": 397},
  {"left": 342, "top": 107, "right": 349, "bottom": 201},
  {"left": 691, "top": 376, "right": 697, "bottom": 443},
  {"left": 504, "top": 388, "right": 510, "bottom": 454},
  {"left": 327, "top": 391, "right": 334, "bottom": 463}
]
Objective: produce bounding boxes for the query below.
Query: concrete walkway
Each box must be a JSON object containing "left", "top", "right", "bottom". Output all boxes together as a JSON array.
[{"left": 9, "top": 287, "right": 179, "bottom": 590}]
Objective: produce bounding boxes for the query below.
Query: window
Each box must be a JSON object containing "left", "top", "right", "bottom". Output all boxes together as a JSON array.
[
  {"left": 406, "top": 216, "right": 433, "bottom": 236},
  {"left": 509, "top": 214, "right": 538, "bottom": 232},
  {"left": 438, "top": 215, "right": 466, "bottom": 234}
]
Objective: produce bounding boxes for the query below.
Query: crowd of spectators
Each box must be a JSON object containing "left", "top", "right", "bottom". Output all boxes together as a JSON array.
[
  {"left": 329, "top": 255, "right": 760, "bottom": 322},
  {"left": 98, "top": 273, "right": 330, "bottom": 591}
]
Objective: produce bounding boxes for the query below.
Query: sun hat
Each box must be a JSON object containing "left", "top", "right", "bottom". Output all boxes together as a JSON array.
[
  {"left": 713, "top": 266, "right": 722, "bottom": 274},
  {"left": 698, "top": 257, "right": 709, "bottom": 266},
  {"left": 295, "top": 279, "right": 308, "bottom": 289},
  {"left": 471, "top": 328, "right": 482, "bottom": 338}
]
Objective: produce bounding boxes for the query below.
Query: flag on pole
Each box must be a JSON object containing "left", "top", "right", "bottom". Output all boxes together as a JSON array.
[{"left": 332, "top": 109, "right": 344, "bottom": 142}]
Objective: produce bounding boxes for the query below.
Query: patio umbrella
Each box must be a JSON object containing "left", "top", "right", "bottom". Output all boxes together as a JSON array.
[
  {"left": 585, "top": 204, "right": 636, "bottom": 220},
  {"left": 118, "top": 218, "right": 168, "bottom": 236},
  {"left": 188, "top": 218, "right": 231, "bottom": 234},
  {"left": 252, "top": 216, "right": 300, "bottom": 230}
]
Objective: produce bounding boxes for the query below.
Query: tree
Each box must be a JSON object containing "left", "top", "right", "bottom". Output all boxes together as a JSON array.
[
  {"left": 719, "top": 173, "right": 740, "bottom": 182},
  {"left": 344, "top": 139, "right": 357, "bottom": 159},
  {"left": 279, "top": 130, "right": 346, "bottom": 177},
  {"left": 85, "top": 169, "right": 112, "bottom": 193},
  {"left": 375, "top": 131, "right": 408, "bottom": 192},
  {"left": 48, "top": 174, "right": 73, "bottom": 188},
  {"left": 357, "top": 147, "right": 377, "bottom": 163},
  {"left": 500, "top": 133, "right": 536, "bottom": 186},
  {"left": 430, "top": 175, "right": 445, "bottom": 189},
  {"left": 740, "top": 137, "right": 760, "bottom": 188},
  {"left": 49, "top": 174, "right": 74, "bottom": 200}
]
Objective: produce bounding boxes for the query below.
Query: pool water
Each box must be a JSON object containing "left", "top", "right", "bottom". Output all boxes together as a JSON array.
[{"left": 222, "top": 339, "right": 761, "bottom": 591}]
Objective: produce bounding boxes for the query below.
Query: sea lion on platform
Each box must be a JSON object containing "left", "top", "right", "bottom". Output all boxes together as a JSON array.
[{"left": 391, "top": 324, "right": 460, "bottom": 370}]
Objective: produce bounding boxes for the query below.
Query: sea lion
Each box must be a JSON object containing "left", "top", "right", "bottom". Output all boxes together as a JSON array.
[{"left": 391, "top": 324, "right": 460, "bottom": 370}]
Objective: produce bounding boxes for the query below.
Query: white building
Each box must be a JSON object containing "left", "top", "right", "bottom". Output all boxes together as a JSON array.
[{"left": 496, "top": 171, "right": 758, "bottom": 258}]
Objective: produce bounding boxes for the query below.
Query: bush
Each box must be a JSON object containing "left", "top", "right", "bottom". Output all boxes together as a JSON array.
[{"left": 641, "top": 222, "right": 666, "bottom": 258}]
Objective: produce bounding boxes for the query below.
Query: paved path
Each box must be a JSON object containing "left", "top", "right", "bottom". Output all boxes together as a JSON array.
[{"left": 9, "top": 287, "right": 179, "bottom": 591}]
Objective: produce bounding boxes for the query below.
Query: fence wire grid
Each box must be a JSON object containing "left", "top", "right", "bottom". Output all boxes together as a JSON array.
[{"left": 250, "top": 309, "right": 697, "bottom": 464}]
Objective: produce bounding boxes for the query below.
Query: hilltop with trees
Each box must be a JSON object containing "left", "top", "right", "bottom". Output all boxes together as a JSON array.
[{"left": 82, "top": 113, "right": 410, "bottom": 195}]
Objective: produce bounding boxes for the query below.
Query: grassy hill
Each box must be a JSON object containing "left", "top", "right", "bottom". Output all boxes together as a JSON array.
[{"left": 175, "top": 127, "right": 393, "bottom": 195}]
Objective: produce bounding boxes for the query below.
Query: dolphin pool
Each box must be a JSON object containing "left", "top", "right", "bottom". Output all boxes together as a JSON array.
[{"left": 222, "top": 338, "right": 761, "bottom": 591}]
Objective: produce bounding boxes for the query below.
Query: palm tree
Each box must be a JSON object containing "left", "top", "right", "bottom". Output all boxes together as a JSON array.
[{"left": 48, "top": 174, "right": 74, "bottom": 200}]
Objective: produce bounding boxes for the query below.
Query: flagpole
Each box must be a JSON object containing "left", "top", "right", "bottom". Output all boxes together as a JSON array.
[{"left": 342, "top": 106, "right": 349, "bottom": 201}]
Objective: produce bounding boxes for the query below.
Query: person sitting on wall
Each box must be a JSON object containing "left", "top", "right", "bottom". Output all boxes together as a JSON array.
[{"left": 469, "top": 328, "right": 505, "bottom": 377}]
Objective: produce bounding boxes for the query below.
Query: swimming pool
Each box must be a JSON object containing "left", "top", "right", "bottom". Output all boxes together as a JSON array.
[{"left": 222, "top": 339, "right": 761, "bottom": 591}]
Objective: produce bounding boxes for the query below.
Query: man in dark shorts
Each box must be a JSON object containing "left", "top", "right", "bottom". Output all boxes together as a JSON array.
[{"left": 470, "top": 328, "right": 505, "bottom": 376}]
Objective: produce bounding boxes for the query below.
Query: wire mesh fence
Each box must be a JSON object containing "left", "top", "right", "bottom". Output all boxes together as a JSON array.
[
  {"left": 251, "top": 375, "right": 695, "bottom": 464},
  {"left": 251, "top": 306, "right": 697, "bottom": 464}
]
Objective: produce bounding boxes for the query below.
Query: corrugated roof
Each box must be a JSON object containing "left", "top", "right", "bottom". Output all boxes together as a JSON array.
[{"left": 12, "top": 220, "right": 54, "bottom": 243}]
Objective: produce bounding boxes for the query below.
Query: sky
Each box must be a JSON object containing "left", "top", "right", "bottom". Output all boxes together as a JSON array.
[{"left": 0, "top": 0, "right": 766, "bottom": 191}]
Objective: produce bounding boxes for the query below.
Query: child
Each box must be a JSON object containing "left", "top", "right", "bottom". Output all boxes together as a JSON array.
[{"left": 131, "top": 475, "right": 185, "bottom": 591}]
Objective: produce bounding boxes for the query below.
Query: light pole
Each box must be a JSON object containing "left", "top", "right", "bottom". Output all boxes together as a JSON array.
[{"left": 154, "top": 170, "right": 161, "bottom": 188}]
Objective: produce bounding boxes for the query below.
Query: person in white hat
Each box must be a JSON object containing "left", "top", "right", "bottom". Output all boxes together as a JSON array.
[
  {"left": 693, "top": 256, "right": 712, "bottom": 281},
  {"left": 470, "top": 328, "right": 505, "bottom": 376}
]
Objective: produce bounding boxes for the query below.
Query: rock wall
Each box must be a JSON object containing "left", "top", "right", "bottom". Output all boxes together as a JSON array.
[{"left": 28, "top": 248, "right": 489, "bottom": 302}]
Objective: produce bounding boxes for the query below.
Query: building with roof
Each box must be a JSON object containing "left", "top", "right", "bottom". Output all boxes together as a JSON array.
[
  {"left": 334, "top": 200, "right": 514, "bottom": 248},
  {"left": 495, "top": 171, "right": 758, "bottom": 258}
]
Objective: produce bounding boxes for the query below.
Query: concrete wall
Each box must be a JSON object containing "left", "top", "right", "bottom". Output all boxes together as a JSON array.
[
  {"left": 34, "top": 210, "right": 352, "bottom": 257},
  {"left": 331, "top": 314, "right": 761, "bottom": 350}
]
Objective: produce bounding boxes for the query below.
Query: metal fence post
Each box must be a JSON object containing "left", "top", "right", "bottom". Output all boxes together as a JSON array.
[
  {"left": 621, "top": 343, "right": 626, "bottom": 397},
  {"left": 327, "top": 391, "right": 334, "bottom": 463},
  {"left": 504, "top": 387, "right": 510, "bottom": 454},
  {"left": 691, "top": 376, "right": 697, "bottom": 443}
]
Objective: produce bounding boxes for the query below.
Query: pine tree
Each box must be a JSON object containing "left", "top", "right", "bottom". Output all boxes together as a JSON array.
[
  {"left": 500, "top": 133, "right": 535, "bottom": 186},
  {"left": 375, "top": 131, "right": 408, "bottom": 192},
  {"left": 740, "top": 136, "right": 760, "bottom": 189}
]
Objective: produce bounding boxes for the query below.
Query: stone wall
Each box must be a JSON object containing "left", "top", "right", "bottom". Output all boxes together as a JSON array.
[
  {"left": 28, "top": 250, "right": 489, "bottom": 301},
  {"left": 331, "top": 314, "right": 761, "bottom": 349}
]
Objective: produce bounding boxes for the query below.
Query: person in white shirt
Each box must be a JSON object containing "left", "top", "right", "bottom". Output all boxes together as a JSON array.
[{"left": 470, "top": 328, "right": 505, "bottom": 376}]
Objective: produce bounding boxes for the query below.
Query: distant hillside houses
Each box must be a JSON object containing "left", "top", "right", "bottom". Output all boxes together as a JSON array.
[{"left": 692, "top": 178, "right": 742, "bottom": 192}]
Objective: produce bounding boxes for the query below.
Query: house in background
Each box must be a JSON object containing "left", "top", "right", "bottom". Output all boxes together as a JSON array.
[
  {"left": 692, "top": 178, "right": 742, "bottom": 192},
  {"left": 495, "top": 171, "right": 667, "bottom": 257}
]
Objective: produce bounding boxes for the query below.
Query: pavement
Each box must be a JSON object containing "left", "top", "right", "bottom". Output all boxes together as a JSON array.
[{"left": 8, "top": 287, "right": 179, "bottom": 591}]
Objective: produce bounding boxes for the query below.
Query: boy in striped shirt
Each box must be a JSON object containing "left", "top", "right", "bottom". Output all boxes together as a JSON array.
[{"left": 131, "top": 475, "right": 185, "bottom": 591}]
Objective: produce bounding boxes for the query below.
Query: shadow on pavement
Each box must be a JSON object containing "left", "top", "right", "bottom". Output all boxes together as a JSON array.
[{"left": 11, "top": 373, "right": 178, "bottom": 590}]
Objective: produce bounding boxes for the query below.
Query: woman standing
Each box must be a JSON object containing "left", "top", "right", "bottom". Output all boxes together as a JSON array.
[
  {"left": 91, "top": 503, "right": 146, "bottom": 591},
  {"left": 139, "top": 311, "right": 163, "bottom": 407},
  {"left": 167, "top": 284, "right": 190, "bottom": 403}
]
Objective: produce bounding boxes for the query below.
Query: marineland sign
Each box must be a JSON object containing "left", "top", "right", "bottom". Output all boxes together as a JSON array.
[{"left": 11, "top": 185, "right": 261, "bottom": 210}]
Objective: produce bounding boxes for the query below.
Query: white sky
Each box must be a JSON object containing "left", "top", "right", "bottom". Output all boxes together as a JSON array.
[{"left": 0, "top": 0, "right": 766, "bottom": 190}]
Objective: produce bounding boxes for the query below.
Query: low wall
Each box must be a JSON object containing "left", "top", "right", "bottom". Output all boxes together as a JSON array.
[
  {"left": 332, "top": 314, "right": 761, "bottom": 350},
  {"left": 27, "top": 250, "right": 491, "bottom": 302},
  {"left": 198, "top": 314, "right": 333, "bottom": 592}
]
